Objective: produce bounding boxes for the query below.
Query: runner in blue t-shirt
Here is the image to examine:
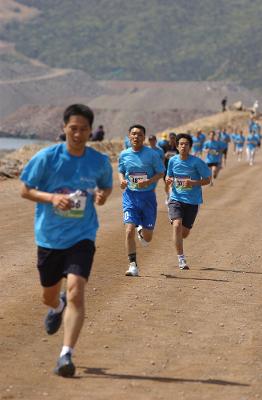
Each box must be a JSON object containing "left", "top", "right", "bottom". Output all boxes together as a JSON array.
[
  {"left": 118, "top": 124, "right": 165, "bottom": 277},
  {"left": 235, "top": 130, "right": 245, "bottom": 161},
  {"left": 218, "top": 128, "right": 231, "bottom": 167},
  {"left": 166, "top": 133, "right": 211, "bottom": 270},
  {"left": 203, "top": 130, "right": 224, "bottom": 186},
  {"left": 191, "top": 130, "right": 203, "bottom": 157},
  {"left": 246, "top": 131, "right": 259, "bottom": 166},
  {"left": 148, "top": 134, "right": 165, "bottom": 162},
  {"left": 124, "top": 135, "right": 132, "bottom": 149},
  {"left": 20, "top": 104, "right": 113, "bottom": 377}
]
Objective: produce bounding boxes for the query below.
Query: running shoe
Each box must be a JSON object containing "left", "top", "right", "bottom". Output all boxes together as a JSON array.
[
  {"left": 125, "top": 262, "right": 139, "bottom": 277},
  {"left": 44, "top": 291, "right": 67, "bottom": 335},
  {"left": 136, "top": 225, "right": 149, "bottom": 247},
  {"left": 178, "top": 258, "right": 189, "bottom": 270},
  {"left": 54, "top": 353, "right": 75, "bottom": 377}
]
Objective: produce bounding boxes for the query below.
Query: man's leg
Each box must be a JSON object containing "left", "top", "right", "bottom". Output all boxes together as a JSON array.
[
  {"left": 63, "top": 273, "right": 86, "bottom": 349},
  {"left": 42, "top": 281, "right": 62, "bottom": 308},
  {"left": 172, "top": 218, "right": 184, "bottom": 255},
  {"left": 172, "top": 219, "right": 189, "bottom": 270},
  {"left": 140, "top": 228, "right": 153, "bottom": 243},
  {"left": 125, "top": 223, "right": 139, "bottom": 276},
  {"left": 125, "top": 223, "right": 136, "bottom": 255}
]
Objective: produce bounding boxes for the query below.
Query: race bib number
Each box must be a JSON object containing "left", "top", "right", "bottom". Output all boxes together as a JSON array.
[
  {"left": 174, "top": 175, "right": 192, "bottom": 191},
  {"left": 55, "top": 190, "right": 87, "bottom": 218},
  {"left": 129, "top": 172, "right": 148, "bottom": 189}
]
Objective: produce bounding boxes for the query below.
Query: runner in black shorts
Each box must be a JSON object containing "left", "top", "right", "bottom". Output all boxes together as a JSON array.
[
  {"left": 166, "top": 133, "right": 211, "bottom": 270},
  {"left": 20, "top": 104, "right": 113, "bottom": 377}
]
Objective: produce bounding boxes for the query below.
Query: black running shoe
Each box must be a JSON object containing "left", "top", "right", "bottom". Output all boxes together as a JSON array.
[
  {"left": 44, "top": 291, "right": 67, "bottom": 335},
  {"left": 54, "top": 353, "right": 75, "bottom": 377}
]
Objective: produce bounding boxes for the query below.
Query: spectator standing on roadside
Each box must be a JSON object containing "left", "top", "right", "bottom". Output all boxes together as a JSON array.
[
  {"left": 20, "top": 104, "right": 113, "bottom": 378},
  {"left": 92, "top": 125, "right": 105, "bottom": 141},
  {"left": 221, "top": 96, "right": 227, "bottom": 112}
]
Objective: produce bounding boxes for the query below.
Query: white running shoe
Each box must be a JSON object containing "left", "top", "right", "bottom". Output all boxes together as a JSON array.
[
  {"left": 125, "top": 262, "right": 139, "bottom": 277},
  {"left": 178, "top": 258, "right": 189, "bottom": 270},
  {"left": 136, "top": 225, "right": 149, "bottom": 247}
]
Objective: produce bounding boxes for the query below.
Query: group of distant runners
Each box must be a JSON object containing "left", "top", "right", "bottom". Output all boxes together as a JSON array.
[{"left": 20, "top": 104, "right": 261, "bottom": 378}]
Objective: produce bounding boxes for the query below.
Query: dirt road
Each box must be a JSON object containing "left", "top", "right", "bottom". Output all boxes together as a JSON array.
[{"left": 0, "top": 148, "right": 261, "bottom": 400}]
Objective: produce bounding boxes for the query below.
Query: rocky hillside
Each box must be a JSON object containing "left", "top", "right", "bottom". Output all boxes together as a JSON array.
[
  {"left": 0, "top": 110, "right": 253, "bottom": 180},
  {"left": 1, "top": 0, "right": 262, "bottom": 88}
]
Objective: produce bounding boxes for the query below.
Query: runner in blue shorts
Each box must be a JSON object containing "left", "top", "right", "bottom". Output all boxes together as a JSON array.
[
  {"left": 166, "top": 133, "right": 211, "bottom": 270},
  {"left": 118, "top": 124, "right": 165, "bottom": 277},
  {"left": 20, "top": 104, "right": 113, "bottom": 377}
]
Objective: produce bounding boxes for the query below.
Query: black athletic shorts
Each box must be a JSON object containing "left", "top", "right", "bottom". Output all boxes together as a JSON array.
[
  {"left": 222, "top": 148, "right": 228, "bottom": 156},
  {"left": 168, "top": 200, "right": 199, "bottom": 229},
  {"left": 37, "top": 239, "right": 96, "bottom": 287},
  {"left": 207, "top": 162, "right": 219, "bottom": 167}
]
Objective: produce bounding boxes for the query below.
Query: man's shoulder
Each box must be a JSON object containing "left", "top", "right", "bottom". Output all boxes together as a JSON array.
[
  {"left": 86, "top": 146, "right": 110, "bottom": 163},
  {"left": 32, "top": 143, "right": 62, "bottom": 160}
]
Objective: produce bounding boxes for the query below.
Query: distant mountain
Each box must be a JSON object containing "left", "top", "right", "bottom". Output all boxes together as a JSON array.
[{"left": 1, "top": 0, "right": 262, "bottom": 89}]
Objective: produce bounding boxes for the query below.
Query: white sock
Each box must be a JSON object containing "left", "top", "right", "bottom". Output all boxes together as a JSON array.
[
  {"left": 52, "top": 298, "right": 65, "bottom": 314},
  {"left": 178, "top": 254, "right": 185, "bottom": 260},
  {"left": 60, "top": 346, "right": 73, "bottom": 357}
]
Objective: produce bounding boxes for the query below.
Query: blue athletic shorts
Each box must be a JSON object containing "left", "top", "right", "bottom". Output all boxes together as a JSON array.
[{"left": 122, "top": 188, "right": 157, "bottom": 230}]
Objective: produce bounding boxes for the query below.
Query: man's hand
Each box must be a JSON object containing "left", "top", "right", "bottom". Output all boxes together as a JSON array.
[
  {"left": 120, "top": 179, "right": 128, "bottom": 189},
  {"left": 51, "top": 194, "right": 72, "bottom": 210},
  {"left": 182, "top": 179, "right": 194, "bottom": 188},
  {"left": 165, "top": 176, "right": 174, "bottom": 186},
  {"left": 94, "top": 188, "right": 112, "bottom": 205}
]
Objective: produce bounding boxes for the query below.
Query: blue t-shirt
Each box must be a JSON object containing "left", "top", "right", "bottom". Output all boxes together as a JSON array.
[
  {"left": 118, "top": 145, "right": 165, "bottom": 192},
  {"left": 191, "top": 136, "right": 203, "bottom": 153},
  {"left": 167, "top": 154, "right": 211, "bottom": 205},
  {"left": 199, "top": 132, "right": 206, "bottom": 145},
  {"left": 249, "top": 121, "right": 261, "bottom": 135},
  {"left": 235, "top": 134, "right": 245, "bottom": 149},
  {"left": 150, "top": 145, "right": 165, "bottom": 161},
  {"left": 218, "top": 131, "right": 231, "bottom": 148},
  {"left": 20, "top": 143, "right": 113, "bottom": 249},
  {"left": 246, "top": 134, "right": 258, "bottom": 150},
  {"left": 124, "top": 136, "right": 131, "bottom": 149},
  {"left": 157, "top": 139, "right": 168, "bottom": 149},
  {"left": 203, "top": 140, "right": 223, "bottom": 164}
]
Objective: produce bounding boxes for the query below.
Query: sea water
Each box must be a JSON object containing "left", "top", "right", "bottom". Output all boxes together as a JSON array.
[{"left": 0, "top": 137, "right": 53, "bottom": 150}]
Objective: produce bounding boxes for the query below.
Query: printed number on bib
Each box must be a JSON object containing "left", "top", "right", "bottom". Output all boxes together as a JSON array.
[
  {"left": 174, "top": 175, "right": 192, "bottom": 191},
  {"left": 55, "top": 190, "right": 87, "bottom": 218},
  {"left": 129, "top": 172, "right": 148, "bottom": 189}
]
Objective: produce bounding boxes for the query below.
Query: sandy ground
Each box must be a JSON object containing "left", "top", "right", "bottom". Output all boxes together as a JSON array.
[{"left": 0, "top": 147, "right": 262, "bottom": 400}]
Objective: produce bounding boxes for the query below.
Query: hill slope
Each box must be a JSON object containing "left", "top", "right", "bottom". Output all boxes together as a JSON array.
[{"left": 1, "top": 0, "right": 262, "bottom": 88}]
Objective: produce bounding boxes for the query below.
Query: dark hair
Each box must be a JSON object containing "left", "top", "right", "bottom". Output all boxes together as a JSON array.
[
  {"left": 169, "top": 132, "right": 176, "bottom": 138},
  {"left": 148, "top": 135, "right": 157, "bottom": 140},
  {"left": 63, "top": 104, "right": 94, "bottom": 127},
  {"left": 176, "top": 133, "right": 193, "bottom": 148},
  {"left": 129, "top": 124, "right": 146, "bottom": 135}
]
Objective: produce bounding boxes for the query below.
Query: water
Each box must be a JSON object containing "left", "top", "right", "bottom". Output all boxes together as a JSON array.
[{"left": 0, "top": 137, "right": 53, "bottom": 150}]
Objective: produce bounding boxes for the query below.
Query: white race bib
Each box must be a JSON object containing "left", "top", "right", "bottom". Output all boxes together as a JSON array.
[
  {"left": 55, "top": 190, "right": 87, "bottom": 219},
  {"left": 129, "top": 172, "right": 148, "bottom": 189}
]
